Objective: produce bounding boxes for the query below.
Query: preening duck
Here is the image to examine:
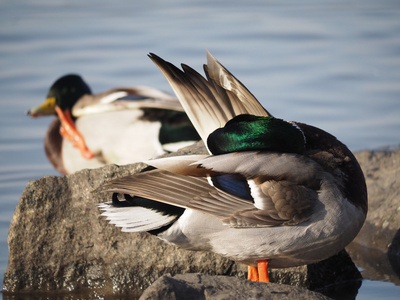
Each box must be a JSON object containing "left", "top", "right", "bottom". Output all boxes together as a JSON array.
[
  {"left": 99, "top": 52, "right": 367, "bottom": 283},
  {"left": 27, "top": 74, "right": 199, "bottom": 174}
]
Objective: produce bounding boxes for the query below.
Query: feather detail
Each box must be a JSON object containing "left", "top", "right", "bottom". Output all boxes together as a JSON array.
[
  {"left": 148, "top": 52, "right": 270, "bottom": 150},
  {"left": 101, "top": 169, "right": 256, "bottom": 224},
  {"left": 211, "top": 174, "right": 253, "bottom": 201},
  {"left": 99, "top": 203, "right": 177, "bottom": 232},
  {"left": 101, "top": 163, "right": 316, "bottom": 227},
  {"left": 101, "top": 170, "right": 213, "bottom": 209},
  {"left": 195, "top": 152, "right": 322, "bottom": 188},
  {"left": 72, "top": 86, "right": 183, "bottom": 117},
  {"left": 205, "top": 51, "right": 271, "bottom": 118},
  {"left": 99, "top": 91, "right": 129, "bottom": 104},
  {"left": 143, "top": 155, "right": 211, "bottom": 176}
]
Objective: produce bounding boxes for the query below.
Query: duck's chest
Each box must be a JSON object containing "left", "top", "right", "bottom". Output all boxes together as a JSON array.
[{"left": 62, "top": 110, "right": 164, "bottom": 173}]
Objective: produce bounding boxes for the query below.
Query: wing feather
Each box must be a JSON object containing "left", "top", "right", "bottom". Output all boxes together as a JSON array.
[
  {"left": 99, "top": 203, "right": 177, "bottom": 232},
  {"left": 205, "top": 51, "right": 271, "bottom": 117},
  {"left": 102, "top": 162, "right": 317, "bottom": 227},
  {"left": 72, "top": 87, "right": 183, "bottom": 117},
  {"left": 148, "top": 52, "right": 270, "bottom": 149},
  {"left": 195, "top": 151, "right": 322, "bottom": 187}
]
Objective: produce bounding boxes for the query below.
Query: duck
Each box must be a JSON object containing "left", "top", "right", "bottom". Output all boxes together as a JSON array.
[
  {"left": 27, "top": 74, "right": 199, "bottom": 174},
  {"left": 99, "top": 52, "right": 368, "bottom": 283}
]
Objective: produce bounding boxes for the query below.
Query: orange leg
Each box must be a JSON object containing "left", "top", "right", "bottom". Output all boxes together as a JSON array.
[
  {"left": 55, "top": 107, "right": 94, "bottom": 159},
  {"left": 247, "top": 260, "right": 270, "bottom": 283},
  {"left": 247, "top": 265, "right": 259, "bottom": 281},
  {"left": 257, "top": 260, "right": 270, "bottom": 282}
]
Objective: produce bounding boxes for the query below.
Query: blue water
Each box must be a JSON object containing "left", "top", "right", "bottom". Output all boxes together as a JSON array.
[{"left": 0, "top": 0, "right": 399, "bottom": 299}]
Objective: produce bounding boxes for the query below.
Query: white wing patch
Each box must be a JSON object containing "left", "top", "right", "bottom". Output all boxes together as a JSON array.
[
  {"left": 100, "top": 91, "right": 129, "bottom": 104},
  {"left": 248, "top": 179, "right": 268, "bottom": 210},
  {"left": 98, "top": 203, "right": 176, "bottom": 232}
]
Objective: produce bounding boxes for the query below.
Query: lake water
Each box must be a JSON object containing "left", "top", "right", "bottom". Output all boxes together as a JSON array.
[{"left": 0, "top": 0, "right": 399, "bottom": 299}]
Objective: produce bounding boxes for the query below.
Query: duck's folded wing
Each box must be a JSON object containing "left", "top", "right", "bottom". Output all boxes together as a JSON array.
[
  {"left": 148, "top": 52, "right": 270, "bottom": 146},
  {"left": 195, "top": 151, "right": 323, "bottom": 187},
  {"left": 101, "top": 154, "right": 318, "bottom": 227},
  {"left": 72, "top": 87, "right": 183, "bottom": 117},
  {"left": 194, "top": 152, "right": 322, "bottom": 225},
  {"left": 101, "top": 169, "right": 253, "bottom": 213}
]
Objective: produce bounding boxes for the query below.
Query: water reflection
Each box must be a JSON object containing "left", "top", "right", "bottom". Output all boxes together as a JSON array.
[{"left": 347, "top": 240, "right": 400, "bottom": 286}]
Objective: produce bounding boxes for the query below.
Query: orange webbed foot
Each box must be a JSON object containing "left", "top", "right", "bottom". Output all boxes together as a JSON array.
[
  {"left": 257, "top": 260, "right": 270, "bottom": 282},
  {"left": 248, "top": 265, "right": 259, "bottom": 281},
  {"left": 247, "top": 260, "right": 269, "bottom": 283}
]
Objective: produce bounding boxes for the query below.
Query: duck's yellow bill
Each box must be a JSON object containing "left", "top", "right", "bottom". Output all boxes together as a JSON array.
[{"left": 26, "top": 97, "right": 56, "bottom": 117}]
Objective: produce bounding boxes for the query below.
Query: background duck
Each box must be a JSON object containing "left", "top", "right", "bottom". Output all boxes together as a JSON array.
[
  {"left": 99, "top": 52, "right": 367, "bottom": 283},
  {"left": 27, "top": 74, "right": 199, "bottom": 174}
]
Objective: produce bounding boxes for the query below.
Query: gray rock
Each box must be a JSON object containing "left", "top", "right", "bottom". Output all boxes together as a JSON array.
[
  {"left": 3, "top": 142, "right": 246, "bottom": 298},
  {"left": 139, "top": 273, "right": 331, "bottom": 300},
  {"left": 3, "top": 143, "right": 399, "bottom": 299}
]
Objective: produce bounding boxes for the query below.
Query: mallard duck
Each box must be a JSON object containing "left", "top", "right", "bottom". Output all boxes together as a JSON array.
[
  {"left": 99, "top": 52, "right": 368, "bottom": 283},
  {"left": 27, "top": 74, "right": 199, "bottom": 174}
]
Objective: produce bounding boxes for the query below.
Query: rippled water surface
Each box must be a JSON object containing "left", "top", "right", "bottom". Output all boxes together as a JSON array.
[{"left": 1, "top": 0, "right": 399, "bottom": 299}]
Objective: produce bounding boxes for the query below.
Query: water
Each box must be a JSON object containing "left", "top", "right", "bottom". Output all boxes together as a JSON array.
[{"left": 1, "top": 0, "right": 399, "bottom": 298}]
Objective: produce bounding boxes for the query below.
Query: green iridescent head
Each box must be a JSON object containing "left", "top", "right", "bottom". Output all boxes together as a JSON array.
[{"left": 207, "top": 114, "right": 306, "bottom": 155}]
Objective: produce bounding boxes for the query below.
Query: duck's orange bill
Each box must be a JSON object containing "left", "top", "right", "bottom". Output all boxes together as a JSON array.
[
  {"left": 55, "top": 106, "right": 95, "bottom": 160},
  {"left": 247, "top": 260, "right": 270, "bottom": 283}
]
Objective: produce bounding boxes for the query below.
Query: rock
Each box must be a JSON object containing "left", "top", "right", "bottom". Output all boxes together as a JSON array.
[
  {"left": 3, "top": 142, "right": 247, "bottom": 298},
  {"left": 3, "top": 143, "right": 399, "bottom": 299},
  {"left": 139, "top": 273, "right": 331, "bottom": 300},
  {"left": 346, "top": 148, "right": 400, "bottom": 285}
]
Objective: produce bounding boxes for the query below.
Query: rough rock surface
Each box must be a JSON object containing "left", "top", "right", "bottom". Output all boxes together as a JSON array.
[
  {"left": 139, "top": 273, "right": 331, "bottom": 300},
  {"left": 3, "top": 143, "right": 400, "bottom": 299},
  {"left": 3, "top": 143, "right": 247, "bottom": 298}
]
